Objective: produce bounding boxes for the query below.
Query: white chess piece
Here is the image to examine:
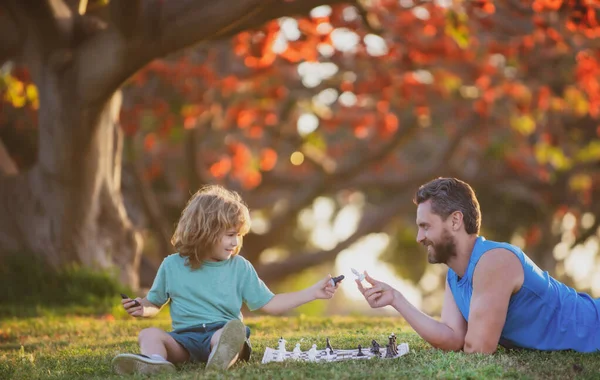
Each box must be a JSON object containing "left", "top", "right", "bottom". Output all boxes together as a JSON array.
[
  {"left": 292, "top": 343, "right": 301, "bottom": 360},
  {"left": 326, "top": 347, "right": 335, "bottom": 361},
  {"left": 351, "top": 268, "right": 365, "bottom": 282},
  {"left": 277, "top": 337, "right": 287, "bottom": 361},
  {"left": 307, "top": 344, "right": 318, "bottom": 361}
]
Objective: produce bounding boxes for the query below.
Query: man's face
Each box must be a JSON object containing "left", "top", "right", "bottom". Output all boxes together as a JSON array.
[{"left": 416, "top": 200, "right": 457, "bottom": 264}]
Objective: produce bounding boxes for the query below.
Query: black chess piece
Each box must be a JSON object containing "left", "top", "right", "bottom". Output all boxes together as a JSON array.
[
  {"left": 385, "top": 344, "right": 394, "bottom": 358},
  {"left": 388, "top": 334, "right": 397, "bottom": 356},
  {"left": 331, "top": 275, "right": 345, "bottom": 285},
  {"left": 326, "top": 337, "right": 333, "bottom": 352},
  {"left": 357, "top": 344, "right": 365, "bottom": 357},
  {"left": 370, "top": 339, "right": 381, "bottom": 356}
]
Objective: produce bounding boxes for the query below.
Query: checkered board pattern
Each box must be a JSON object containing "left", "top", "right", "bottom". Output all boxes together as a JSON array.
[{"left": 261, "top": 343, "right": 409, "bottom": 364}]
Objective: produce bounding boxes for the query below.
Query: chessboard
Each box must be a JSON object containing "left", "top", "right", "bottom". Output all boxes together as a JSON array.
[{"left": 261, "top": 343, "right": 409, "bottom": 364}]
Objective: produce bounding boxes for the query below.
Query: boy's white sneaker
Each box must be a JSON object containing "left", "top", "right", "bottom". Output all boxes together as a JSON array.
[
  {"left": 111, "top": 353, "right": 176, "bottom": 375},
  {"left": 206, "top": 320, "right": 246, "bottom": 371}
]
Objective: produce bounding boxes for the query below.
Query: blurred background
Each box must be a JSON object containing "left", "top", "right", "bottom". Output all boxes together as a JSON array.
[{"left": 1, "top": 0, "right": 600, "bottom": 318}]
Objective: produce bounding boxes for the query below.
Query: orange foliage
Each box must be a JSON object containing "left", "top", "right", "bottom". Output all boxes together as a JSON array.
[
  {"left": 384, "top": 113, "right": 399, "bottom": 132},
  {"left": 241, "top": 170, "right": 262, "bottom": 190},
  {"left": 209, "top": 157, "right": 232, "bottom": 179},
  {"left": 143, "top": 133, "right": 157, "bottom": 152},
  {"left": 260, "top": 148, "right": 278, "bottom": 171},
  {"left": 237, "top": 109, "right": 256, "bottom": 129}
]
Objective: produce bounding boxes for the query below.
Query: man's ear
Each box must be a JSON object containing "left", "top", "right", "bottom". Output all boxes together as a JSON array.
[{"left": 451, "top": 211, "right": 464, "bottom": 231}]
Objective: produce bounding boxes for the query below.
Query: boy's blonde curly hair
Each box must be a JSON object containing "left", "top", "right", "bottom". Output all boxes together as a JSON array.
[{"left": 172, "top": 185, "right": 251, "bottom": 269}]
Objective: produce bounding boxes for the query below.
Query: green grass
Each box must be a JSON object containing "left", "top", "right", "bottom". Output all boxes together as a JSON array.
[{"left": 1, "top": 314, "right": 599, "bottom": 379}]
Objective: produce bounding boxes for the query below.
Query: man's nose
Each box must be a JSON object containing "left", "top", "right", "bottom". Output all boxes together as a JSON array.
[{"left": 416, "top": 231, "right": 425, "bottom": 244}]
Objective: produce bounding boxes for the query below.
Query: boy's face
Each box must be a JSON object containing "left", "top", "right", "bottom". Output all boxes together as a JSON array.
[{"left": 207, "top": 228, "right": 241, "bottom": 261}]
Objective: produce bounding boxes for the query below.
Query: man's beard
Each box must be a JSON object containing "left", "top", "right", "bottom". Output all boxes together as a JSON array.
[{"left": 425, "top": 228, "right": 457, "bottom": 264}]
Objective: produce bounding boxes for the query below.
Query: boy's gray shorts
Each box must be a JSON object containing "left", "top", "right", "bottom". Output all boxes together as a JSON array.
[{"left": 167, "top": 321, "right": 252, "bottom": 363}]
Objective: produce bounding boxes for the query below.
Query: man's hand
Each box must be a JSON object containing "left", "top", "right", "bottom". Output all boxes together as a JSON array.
[
  {"left": 310, "top": 274, "right": 339, "bottom": 300},
  {"left": 356, "top": 271, "right": 397, "bottom": 308}
]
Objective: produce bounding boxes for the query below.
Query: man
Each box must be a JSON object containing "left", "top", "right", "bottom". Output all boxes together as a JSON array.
[{"left": 356, "top": 177, "right": 600, "bottom": 353}]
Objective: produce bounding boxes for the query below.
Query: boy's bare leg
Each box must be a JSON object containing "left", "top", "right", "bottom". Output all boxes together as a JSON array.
[{"left": 139, "top": 327, "right": 190, "bottom": 364}]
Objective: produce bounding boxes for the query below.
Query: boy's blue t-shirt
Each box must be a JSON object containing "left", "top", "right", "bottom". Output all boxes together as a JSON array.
[{"left": 147, "top": 253, "right": 274, "bottom": 330}]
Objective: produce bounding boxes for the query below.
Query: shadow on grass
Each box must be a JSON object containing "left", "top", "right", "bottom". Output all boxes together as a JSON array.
[{"left": 0, "top": 251, "right": 130, "bottom": 319}]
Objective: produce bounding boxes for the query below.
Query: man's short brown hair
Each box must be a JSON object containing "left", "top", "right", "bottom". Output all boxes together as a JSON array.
[{"left": 413, "top": 177, "right": 481, "bottom": 234}]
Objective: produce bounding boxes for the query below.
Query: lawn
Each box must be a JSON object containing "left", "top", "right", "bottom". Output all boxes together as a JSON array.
[{"left": 1, "top": 314, "right": 599, "bottom": 379}]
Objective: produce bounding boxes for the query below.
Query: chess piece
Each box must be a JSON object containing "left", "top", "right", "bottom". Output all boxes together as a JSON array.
[
  {"left": 357, "top": 344, "right": 365, "bottom": 357},
  {"left": 385, "top": 344, "right": 394, "bottom": 358},
  {"left": 370, "top": 339, "right": 381, "bottom": 356},
  {"left": 292, "top": 343, "right": 301, "bottom": 359},
  {"left": 388, "top": 334, "right": 397, "bottom": 356},
  {"left": 277, "top": 337, "right": 287, "bottom": 361},
  {"left": 308, "top": 344, "right": 318, "bottom": 361},
  {"left": 326, "top": 337, "right": 333, "bottom": 353},
  {"left": 330, "top": 275, "right": 345, "bottom": 287},
  {"left": 326, "top": 347, "right": 335, "bottom": 361},
  {"left": 351, "top": 268, "right": 365, "bottom": 282}
]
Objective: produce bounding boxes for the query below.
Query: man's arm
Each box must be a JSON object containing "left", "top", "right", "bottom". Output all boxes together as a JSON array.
[
  {"left": 464, "top": 248, "right": 524, "bottom": 354},
  {"left": 391, "top": 280, "right": 467, "bottom": 351},
  {"left": 358, "top": 273, "right": 467, "bottom": 351}
]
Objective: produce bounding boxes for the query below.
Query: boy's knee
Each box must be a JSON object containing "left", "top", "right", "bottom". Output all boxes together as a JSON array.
[{"left": 138, "top": 327, "right": 164, "bottom": 343}]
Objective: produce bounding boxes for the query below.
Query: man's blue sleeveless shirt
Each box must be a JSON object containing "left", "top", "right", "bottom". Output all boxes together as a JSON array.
[{"left": 447, "top": 236, "right": 600, "bottom": 352}]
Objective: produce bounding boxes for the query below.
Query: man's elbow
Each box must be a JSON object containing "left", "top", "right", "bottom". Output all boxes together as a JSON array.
[
  {"left": 431, "top": 336, "right": 464, "bottom": 352},
  {"left": 463, "top": 339, "right": 497, "bottom": 354}
]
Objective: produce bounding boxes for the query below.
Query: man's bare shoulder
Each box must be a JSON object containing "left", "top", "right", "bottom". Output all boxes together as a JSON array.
[{"left": 474, "top": 248, "right": 524, "bottom": 293}]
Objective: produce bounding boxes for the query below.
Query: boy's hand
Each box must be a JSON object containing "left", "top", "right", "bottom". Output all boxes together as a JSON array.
[
  {"left": 311, "top": 274, "right": 339, "bottom": 300},
  {"left": 356, "top": 271, "right": 397, "bottom": 309},
  {"left": 122, "top": 297, "right": 144, "bottom": 317}
]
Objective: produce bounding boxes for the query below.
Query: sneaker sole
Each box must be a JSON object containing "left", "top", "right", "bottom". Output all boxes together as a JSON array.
[
  {"left": 111, "top": 353, "right": 176, "bottom": 375},
  {"left": 206, "top": 320, "right": 246, "bottom": 371}
]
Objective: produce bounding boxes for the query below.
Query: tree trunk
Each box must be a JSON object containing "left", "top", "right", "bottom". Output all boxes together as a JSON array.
[
  {"left": 0, "top": 67, "right": 142, "bottom": 288},
  {"left": 0, "top": 0, "right": 353, "bottom": 290}
]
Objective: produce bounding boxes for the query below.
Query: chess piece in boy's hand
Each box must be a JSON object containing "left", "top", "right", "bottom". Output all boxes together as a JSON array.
[
  {"left": 310, "top": 274, "right": 340, "bottom": 300},
  {"left": 120, "top": 293, "right": 143, "bottom": 316},
  {"left": 329, "top": 275, "right": 345, "bottom": 287}
]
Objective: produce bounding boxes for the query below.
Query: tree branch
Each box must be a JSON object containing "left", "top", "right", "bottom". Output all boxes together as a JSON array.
[
  {"left": 256, "top": 193, "right": 413, "bottom": 282},
  {"left": 77, "top": 0, "right": 349, "bottom": 106},
  {"left": 0, "top": 138, "right": 18, "bottom": 176},
  {"left": 571, "top": 218, "right": 600, "bottom": 248},
  {"left": 0, "top": 4, "right": 23, "bottom": 64},
  {"left": 109, "top": 0, "right": 141, "bottom": 38},
  {"left": 17, "top": 0, "right": 74, "bottom": 54},
  {"left": 333, "top": 113, "right": 417, "bottom": 182},
  {"left": 355, "top": 0, "right": 383, "bottom": 35}
]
